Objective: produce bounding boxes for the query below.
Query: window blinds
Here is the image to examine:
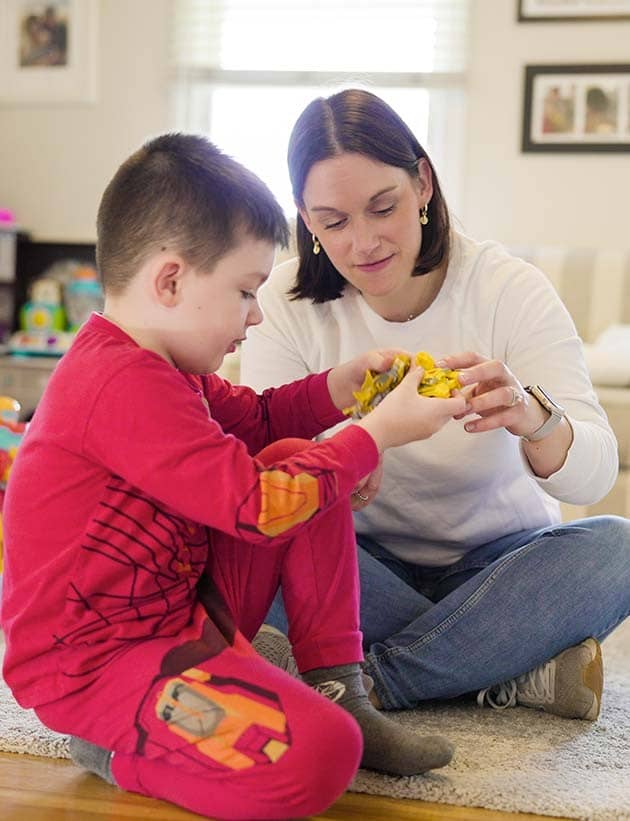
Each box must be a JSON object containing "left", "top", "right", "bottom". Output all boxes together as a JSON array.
[{"left": 172, "top": 0, "right": 470, "bottom": 79}]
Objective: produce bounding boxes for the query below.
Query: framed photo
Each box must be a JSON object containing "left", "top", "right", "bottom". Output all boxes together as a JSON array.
[
  {"left": 518, "top": 0, "right": 630, "bottom": 21},
  {"left": 522, "top": 64, "right": 630, "bottom": 152},
  {"left": 0, "top": 0, "right": 98, "bottom": 105}
]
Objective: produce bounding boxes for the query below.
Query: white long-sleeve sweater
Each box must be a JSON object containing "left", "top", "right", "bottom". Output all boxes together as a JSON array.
[{"left": 241, "top": 232, "right": 618, "bottom": 566}]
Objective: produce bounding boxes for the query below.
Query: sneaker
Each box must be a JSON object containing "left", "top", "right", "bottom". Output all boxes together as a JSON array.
[
  {"left": 477, "top": 637, "right": 603, "bottom": 721},
  {"left": 251, "top": 624, "right": 300, "bottom": 678}
]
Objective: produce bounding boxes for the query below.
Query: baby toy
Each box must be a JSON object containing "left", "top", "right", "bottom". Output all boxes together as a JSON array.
[
  {"left": 64, "top": 265, "right": 103, "bottom": 331},
  {"left": 20, "top": 277, "right": 66, "bottom": 333},
  {"left": 344, "top": 351, "right": 461, "bottom": 419},
  {"left": 10, "top": 275, "right": 75, "bottom": 355},
  {"left": 0, "top": 396, "right": 27, "bottom": 574}
]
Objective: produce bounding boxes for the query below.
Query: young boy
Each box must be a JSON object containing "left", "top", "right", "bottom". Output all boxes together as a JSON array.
[{"left": 1, "top": 134, "right": 467, "bottom": 820}]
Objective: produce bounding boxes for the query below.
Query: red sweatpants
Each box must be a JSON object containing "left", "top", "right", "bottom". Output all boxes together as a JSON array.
[{"left": 36, "top": 439, "right": 364, "bottom": 820}]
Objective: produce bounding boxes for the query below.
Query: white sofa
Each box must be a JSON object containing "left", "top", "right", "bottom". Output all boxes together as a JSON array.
[{"left": 508, "top": 245, "right": 630, "bottom": 520}]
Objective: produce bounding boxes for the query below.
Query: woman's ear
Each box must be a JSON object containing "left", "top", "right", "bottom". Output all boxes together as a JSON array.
[
  {"left": 415, "top": 158, "right": 434, "bottom": 208},
  {"left": 297, "top": 205, "right": 313, "bottom": 234},
  {"left": 154, "top": 260, "right": 183, "bottom": 308}
]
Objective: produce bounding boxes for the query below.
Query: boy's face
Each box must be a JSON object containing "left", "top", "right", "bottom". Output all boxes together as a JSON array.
[{"left": 167, "top": 236, "right": 274, "bottom": 374}]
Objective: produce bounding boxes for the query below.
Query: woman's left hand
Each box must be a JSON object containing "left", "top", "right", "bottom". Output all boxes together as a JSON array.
[
  {"left": 351, "top": 457, "right": 384, "bottom": 510},
  {"left": 327, "top": 348, "right": 408, "bottom": 412},
  {"left": 439, "top": 351, "right": 548, "bottom": 438}
]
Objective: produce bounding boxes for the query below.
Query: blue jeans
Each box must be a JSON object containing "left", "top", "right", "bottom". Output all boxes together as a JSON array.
[{"left": 268, "top": 515, "right": 630, "bottom": 709}]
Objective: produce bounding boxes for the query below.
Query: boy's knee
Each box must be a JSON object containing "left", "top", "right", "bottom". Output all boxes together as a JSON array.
[
  {"left": 279, "top": 702, "right": 362, "bottom": 816},
  {"left": 256, "top": 437, "right": 317, "bottom": 466}
]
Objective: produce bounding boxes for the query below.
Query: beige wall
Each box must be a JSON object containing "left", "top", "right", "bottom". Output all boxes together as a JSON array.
[
  {"left": 462, "top": 0, "right": 630, "bottom": 249},
  {"left": 0, "top": 0, "right": 172, "bottom": 242},
  {"left": 1, "top": 0, "right": 628, "bottom": 249}
]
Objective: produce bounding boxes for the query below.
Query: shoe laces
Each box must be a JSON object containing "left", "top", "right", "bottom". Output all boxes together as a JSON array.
[{"left": 477, "top": 661, "right": 554, "bottom": 710}]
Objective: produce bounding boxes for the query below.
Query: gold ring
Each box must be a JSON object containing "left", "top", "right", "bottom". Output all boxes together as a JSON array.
[{"left": 353, "top": 490, "right": 369, "bottom": 502}]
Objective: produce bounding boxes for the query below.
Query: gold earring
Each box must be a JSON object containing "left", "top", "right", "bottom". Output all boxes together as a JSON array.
[
  {"left": 312, "top": 234, "right": 321, "bottom": 255},
  {"left": 420, "top": 203, "right": 429, "bottom": 226}
]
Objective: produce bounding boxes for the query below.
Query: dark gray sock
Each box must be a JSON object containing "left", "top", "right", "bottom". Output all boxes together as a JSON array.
[
  {"left": 302, "top": 663, "right": 454, "bottom": 776},
  {"left": 69, "top": 736, "right": 116, "bottom": 785}
]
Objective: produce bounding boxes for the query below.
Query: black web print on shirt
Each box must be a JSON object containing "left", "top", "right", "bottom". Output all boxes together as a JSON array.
[{"left": 54, "top": 477, "right": 211, "bottom": 673}]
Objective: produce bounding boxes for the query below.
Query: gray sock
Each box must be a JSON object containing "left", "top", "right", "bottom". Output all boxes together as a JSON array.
[
  {"left": 302, "top": 663, "right": 454, "bottom": 776},
  {"left": 252, "top": 624, "right": 300, "bottom": 678},
  {"left": 69, "top": 736, "right": 116, "bottom": 785}
]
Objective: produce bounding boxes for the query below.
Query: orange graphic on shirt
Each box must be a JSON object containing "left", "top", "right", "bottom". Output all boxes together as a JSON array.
[{"left": 257, "top": 470, "right": 319, "bottom": 537}]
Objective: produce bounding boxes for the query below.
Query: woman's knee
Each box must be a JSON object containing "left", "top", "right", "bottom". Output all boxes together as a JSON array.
[{"left": 580, "top": 515, "right": 630, "bottom": 561}]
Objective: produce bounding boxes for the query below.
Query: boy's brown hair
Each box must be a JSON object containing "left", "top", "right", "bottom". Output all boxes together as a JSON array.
[{"left": 97, "top": 133, "right": 289, "bottom": 294}]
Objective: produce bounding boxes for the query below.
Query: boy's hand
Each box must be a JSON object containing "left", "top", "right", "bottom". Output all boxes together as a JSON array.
[
  {"left": 356, "top": 365, "right": 469, "bottom": 451},
  {"left": 327, "top": 349, "right": 407, "bottom": 412}
]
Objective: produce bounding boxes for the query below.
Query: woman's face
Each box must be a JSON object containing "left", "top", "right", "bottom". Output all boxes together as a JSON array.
[{"left": 299, "top": 152, "right": 432, "bottom": 300}]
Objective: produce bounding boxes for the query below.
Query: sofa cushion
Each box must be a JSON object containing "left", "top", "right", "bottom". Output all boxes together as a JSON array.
[{"left": 508, "top": 246, "right": 630, "bottom": 344}]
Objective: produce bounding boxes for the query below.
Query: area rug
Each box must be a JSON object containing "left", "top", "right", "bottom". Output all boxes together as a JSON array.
[{"left": 1, "top": 622, "right": 629, "bottom": 820}]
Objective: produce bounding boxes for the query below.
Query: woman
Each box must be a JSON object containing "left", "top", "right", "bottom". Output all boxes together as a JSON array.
[{"left": 241, "top": 89, "right": 630, "bottom": 716}]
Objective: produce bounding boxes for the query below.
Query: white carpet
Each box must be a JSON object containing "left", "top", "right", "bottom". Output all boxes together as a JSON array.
[{"left": 1, "top": 622, "right": 629, "bottom": 820}]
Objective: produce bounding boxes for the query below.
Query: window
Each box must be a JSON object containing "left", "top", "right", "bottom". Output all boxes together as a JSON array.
[{"left": 171, "top": 0, "right": 470, "bottom": 215}]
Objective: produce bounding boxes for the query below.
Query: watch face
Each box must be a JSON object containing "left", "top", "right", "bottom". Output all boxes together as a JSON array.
[{"left": 526, "top": 385, "right": 565, "bottom": 415}]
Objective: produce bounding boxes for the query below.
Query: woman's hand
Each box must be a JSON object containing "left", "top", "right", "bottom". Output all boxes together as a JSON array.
[
  {"left": 351, "top": 457, "right": 384, "bottom": 510},
  {"left": 327, "top": 349, "right": 407, "bottom": 412},
  {"left": 438, "top": 351, "right": 549, "bottom": 437}
]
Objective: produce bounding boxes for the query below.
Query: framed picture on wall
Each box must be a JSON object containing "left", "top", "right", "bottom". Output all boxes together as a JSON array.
[
  {"left": 0, "top": 0, "right": 98, "bottom": 105},
  {"left": 518, "top": 0, "right": 630, "bottom": 21},
  {"left": 522, "top": 64, "right": 630, "bottom": 152}
]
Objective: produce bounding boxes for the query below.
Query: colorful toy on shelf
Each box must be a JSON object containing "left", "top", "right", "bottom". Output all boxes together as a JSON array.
[
  {"left": 10, "top": 275, "right": 74, "bottom": 356},
  {"left": 8, "top": 329, "right": 75, "bottom": 356},
  {"left": 0, "top": 208, "right": 16, "bottom": 226},
  {"left": 20, "top": 277, "right": 66, "bottom": 333},
  {"left": 343, "top": 351, "right": 462, "bottom": 419},
  {"left": 9, "top": 262, "right": 103, "bottom": 357},
  {"left": 64, "top": 264, "right": 103, "bottom": 331},
  {"left": 0, "top": 396, "right": 27, "bottom": 574}
]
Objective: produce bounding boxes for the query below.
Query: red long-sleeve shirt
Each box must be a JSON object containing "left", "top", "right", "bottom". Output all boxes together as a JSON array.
[{"left": 1, "top": 313, "right": 377, "bottom": 707}]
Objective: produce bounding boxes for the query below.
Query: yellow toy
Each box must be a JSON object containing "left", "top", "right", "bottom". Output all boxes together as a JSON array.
[
  {"left": 344, "top": 352, "right": 461, "bottom": 419},
  {"left": 0, "top": 396, "right": 27, "bottom": 574}
]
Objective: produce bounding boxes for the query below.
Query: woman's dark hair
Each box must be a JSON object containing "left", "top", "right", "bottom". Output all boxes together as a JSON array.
[{"left": 287, "top": 88, "right": 450, "bottom": 303}]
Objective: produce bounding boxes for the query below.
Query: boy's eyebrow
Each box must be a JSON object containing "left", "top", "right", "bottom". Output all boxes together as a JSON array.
[
  {"left": 245, "top": 271, "right": 270, "bottom": 284},
  {"left": 310, "top": 185, "right": 398, "bottom": 213}
]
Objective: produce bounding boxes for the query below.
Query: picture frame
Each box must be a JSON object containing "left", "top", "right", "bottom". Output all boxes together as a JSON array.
[
  {"left": 522, "top": 64, "right": 630, "bottom": 152},
  {"left": 0, "top": 0, "right": 98, "bottom": 105},
  {"left": 518, "top": 0, "right": 630, "bottom": 21}
]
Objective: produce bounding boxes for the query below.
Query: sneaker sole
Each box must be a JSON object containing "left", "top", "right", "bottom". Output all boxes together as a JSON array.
[{"left": 581, "top": 637, "right": 603, "bottom": 721}]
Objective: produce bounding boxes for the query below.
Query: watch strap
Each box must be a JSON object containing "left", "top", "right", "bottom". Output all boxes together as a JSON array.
[{"left": 521, "top": 385, "right": 565, "bottom": 442}]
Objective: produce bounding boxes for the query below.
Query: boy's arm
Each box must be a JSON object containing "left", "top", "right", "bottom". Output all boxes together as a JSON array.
[
  {"left": 83, "top": 359, "right": 377, "bottom": 544},
  {"left": 200, "top": 370, "right": 345, "bottom": 454}
]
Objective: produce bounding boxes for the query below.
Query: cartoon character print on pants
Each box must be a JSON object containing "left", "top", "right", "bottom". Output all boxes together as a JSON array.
[{"left": 134, "top": 619, "right": 292, "bottom": 772}]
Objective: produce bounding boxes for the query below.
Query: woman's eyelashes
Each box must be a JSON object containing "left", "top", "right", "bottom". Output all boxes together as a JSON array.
[
  {"left": 240, "top": 289, "right": 256, "bottom": 300},
  {"left": 322, "top": 204, "right": 396, "bottom": 230},
  {"left": 373, "top": 204, "right": 395, "bottom": 217}
]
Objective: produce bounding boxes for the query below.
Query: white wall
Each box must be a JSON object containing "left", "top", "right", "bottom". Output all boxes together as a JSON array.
[
  {"left": 0, "top": 0, "right": 172, "bottom": 242},
  {"left": 462, "top": 0, "right": 630, "bottom": 249},
  {"left": 1, "top": 0, "right": 628, "bottom": 250}
]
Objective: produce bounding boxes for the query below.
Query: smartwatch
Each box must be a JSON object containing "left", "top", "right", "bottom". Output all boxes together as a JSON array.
[{"left": 521, "top": 385, "right": 566, "bottom": 442}]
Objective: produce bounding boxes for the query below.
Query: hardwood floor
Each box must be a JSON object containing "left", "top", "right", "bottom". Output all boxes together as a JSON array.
[{"left": 0, "top": 751, "right": 569, "bottom": 821}]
